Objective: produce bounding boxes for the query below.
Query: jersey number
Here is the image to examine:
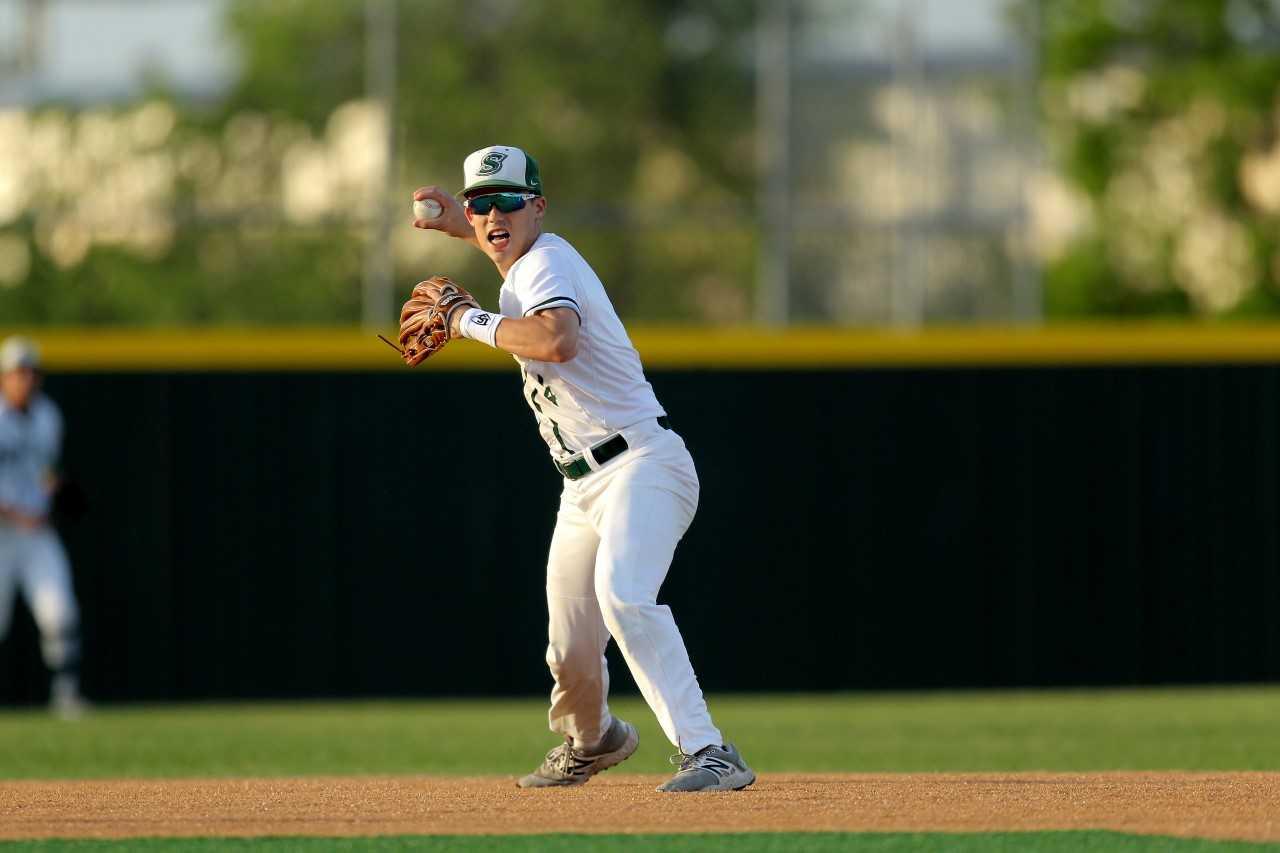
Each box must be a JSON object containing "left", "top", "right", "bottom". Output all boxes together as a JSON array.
[{"left": 527, "top": 374, "right": 570, "bottom": 454}]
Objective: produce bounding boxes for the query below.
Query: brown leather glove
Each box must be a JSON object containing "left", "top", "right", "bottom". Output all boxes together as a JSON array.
[{"left": 395, "top": 276, "right": 479, "bottom": 367}]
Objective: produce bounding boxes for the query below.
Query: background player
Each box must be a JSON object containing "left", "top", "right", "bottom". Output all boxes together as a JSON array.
[
  {"left": 405, "top": 145, "right": 754, "bottom": 792},
  {"left": 0, "top": 336, "right": 87, "bottom": 718}
]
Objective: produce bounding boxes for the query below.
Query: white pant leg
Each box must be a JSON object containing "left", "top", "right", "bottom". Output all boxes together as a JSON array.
[
  {"left": 0, "top": 525, "right": 19, "bottom": 642},
  {"left": 584, "top": 431, "right": 722, "bottom": 754},
  {"left": 17, "top": 528, "right": 80, "bottom": 671},
  {"left": 544, "top": 493, "right": 614, "bottom": 748}
]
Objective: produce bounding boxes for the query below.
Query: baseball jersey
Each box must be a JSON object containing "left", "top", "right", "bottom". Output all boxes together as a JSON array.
[
  {"left": 0, "top": 393, "right": 62, "bottom": 517},
  {"left": 498, "top": 232, "right": 665, "bottom": 462}
]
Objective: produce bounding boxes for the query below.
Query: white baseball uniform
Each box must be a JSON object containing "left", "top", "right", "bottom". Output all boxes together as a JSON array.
[
  {"left": 0, "top": 393, "right": 81, "bottom": 681},
  {"left": 498, "top": 232, "right": 723, "bottom": 754}
]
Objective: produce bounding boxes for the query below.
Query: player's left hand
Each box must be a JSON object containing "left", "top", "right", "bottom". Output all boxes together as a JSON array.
[{"left": 395, "top": 275, "right": 479, "bottom": 366}]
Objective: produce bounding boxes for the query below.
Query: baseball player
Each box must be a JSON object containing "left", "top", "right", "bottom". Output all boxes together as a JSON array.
[
  {"left": 0, "top": 337, "right": 87, "bottom": 718},
  {"left": 402, "top": 146, "right": 753, "bottom": 792}
]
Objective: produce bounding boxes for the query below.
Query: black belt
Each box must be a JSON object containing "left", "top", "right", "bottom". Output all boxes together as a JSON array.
[{"left": 557, "top": 417, "right": 671, "bottom": 480}]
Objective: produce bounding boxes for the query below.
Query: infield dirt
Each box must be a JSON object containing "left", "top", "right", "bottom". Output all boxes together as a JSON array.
[{"left": 2, "top": 773, "right": 1277, "bottom": 843}]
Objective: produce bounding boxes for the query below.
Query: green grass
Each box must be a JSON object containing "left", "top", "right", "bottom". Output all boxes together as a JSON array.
[
  {"left": 1, "top": 834, "right": 1279, "bottom": 852},
  {"left": 0, "top": 686, "right": 1277, "bottom": 779}
]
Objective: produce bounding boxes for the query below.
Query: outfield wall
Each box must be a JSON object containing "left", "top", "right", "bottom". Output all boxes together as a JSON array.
[{"left": 1, "top": 327, "right": 1278, "bottom": 702}]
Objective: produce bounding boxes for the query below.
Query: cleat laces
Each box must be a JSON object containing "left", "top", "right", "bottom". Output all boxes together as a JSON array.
[
  {"left": 548, "top": 739, "right": 591, "bottom": 777},
  {"left": 668, "top": 745, "right": 734, "bottom": 778}
]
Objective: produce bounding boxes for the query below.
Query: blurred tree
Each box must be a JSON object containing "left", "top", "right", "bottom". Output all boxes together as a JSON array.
[
  {"left": 0, "top": 0, "right": 756, "bottom": 326},
  {"left": 1030, "top": 0, "right": 1280, "bottom": 317},
  {"left": 221, "top": 0, "right": 758, "bottom": 321}
]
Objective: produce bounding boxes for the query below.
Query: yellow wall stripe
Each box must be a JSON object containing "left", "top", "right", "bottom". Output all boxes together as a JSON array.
[{"left": 4, "top": 324, "right": 1280, "bottom": 371}]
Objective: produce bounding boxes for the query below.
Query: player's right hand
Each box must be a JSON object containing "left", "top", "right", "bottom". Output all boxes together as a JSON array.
[
  {"left": 0, "top": 503, "right": 45, "bottom": 530},
  {"left": 411, "top": 186, "right": 473, "bottom": 242}
]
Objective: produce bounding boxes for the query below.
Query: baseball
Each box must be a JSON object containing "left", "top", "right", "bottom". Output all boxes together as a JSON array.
[{"left": 413, "top": 198, "right": 443, "bottom": 220}]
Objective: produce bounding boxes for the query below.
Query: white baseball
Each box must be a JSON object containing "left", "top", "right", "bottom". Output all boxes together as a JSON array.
[{"left": 413, "top": 198, "right": 443, "bottom": 220}]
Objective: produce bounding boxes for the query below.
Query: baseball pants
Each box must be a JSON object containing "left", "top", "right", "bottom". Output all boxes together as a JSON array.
[
  {"left": 0, "top": 522, "right": 80, "bottom": 672},
  {"left": 543, "top": 417, "right": 723, "bottom": 755}
]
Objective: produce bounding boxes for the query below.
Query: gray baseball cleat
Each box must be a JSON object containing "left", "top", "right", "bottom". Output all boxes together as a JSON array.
[
  {"left": 656, "top": 742, "right": 756, "bottom": 792},
  {"left": 516, "top": 717, "right": 639, "bottom": 788},
  {"left": 49, "top": 675, "right": 90, "bottom": 721}
]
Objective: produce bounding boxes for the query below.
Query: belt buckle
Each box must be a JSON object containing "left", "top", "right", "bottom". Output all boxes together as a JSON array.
[
  {"left": 556, "top": 455, "right": 590, "bottom": 480},
  {"left": 556, "top": 429, "right": 633, "bottom": 480}
]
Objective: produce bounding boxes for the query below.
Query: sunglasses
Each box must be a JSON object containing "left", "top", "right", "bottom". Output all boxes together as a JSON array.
[{"left": 465, "top": 192, "right": 538, "bottom": 215}]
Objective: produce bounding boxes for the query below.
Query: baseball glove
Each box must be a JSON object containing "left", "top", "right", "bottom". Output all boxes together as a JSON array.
[{"left": 392, "top": 276, "right": 479, "bottom": 366}]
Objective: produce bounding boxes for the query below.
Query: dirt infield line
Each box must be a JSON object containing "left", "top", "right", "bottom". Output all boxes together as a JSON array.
[{"left": 1, "top": 773, "right": 1277, "bottom": 843}]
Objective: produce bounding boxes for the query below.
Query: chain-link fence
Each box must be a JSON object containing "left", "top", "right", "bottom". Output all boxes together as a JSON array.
[{"left": 769, "top": 0, "right": 1040, "bottom": 326}]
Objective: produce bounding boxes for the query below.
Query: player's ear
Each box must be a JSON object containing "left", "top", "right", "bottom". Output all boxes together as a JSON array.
[{"left": 532, "top": 196, "right": 547, "bottom": 220}]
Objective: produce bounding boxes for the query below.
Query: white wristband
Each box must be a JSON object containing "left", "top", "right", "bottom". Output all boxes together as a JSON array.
[{"left": 458, "top": 307, "right": 503, "bottom": 348}]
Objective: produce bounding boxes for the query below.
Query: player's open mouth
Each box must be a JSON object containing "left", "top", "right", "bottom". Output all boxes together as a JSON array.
[{"left": 487, "top": 229, "right": 510, "bottom": 249}]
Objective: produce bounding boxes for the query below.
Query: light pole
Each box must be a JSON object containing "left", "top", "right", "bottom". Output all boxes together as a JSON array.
[
  {"left": 362, "top": 0, "right": 397, "bottom": 329},
  {"left": 756, "top": 0, "right": 791, "bottom": 326}
]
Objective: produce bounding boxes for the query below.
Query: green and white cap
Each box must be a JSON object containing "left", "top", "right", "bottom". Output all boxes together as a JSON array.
[
  {"left": 0, "top": 336, "right": 40, "bottom": 372},
  {"left": 462, "top": 145, "right": 543, "bottom": 196}
]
